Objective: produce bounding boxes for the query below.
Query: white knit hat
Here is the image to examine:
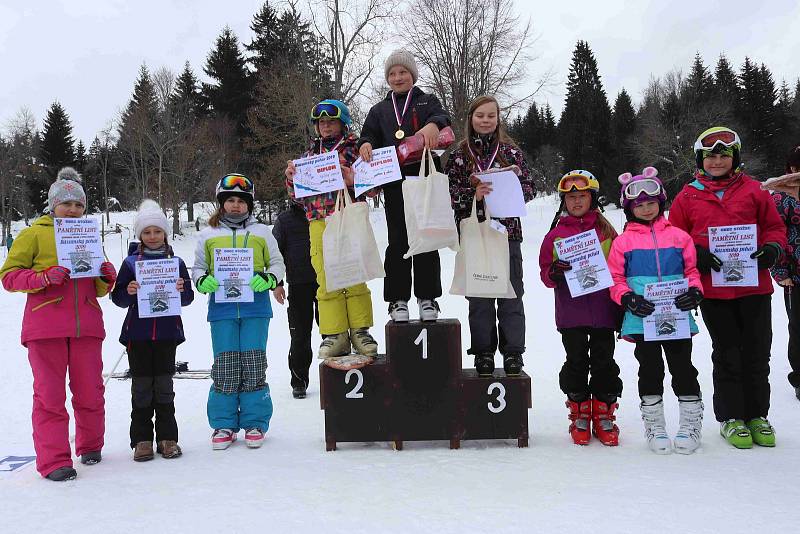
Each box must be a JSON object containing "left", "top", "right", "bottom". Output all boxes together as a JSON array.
[
  {"left": 47, "top": 167, "right": 86, "bottom": 212},
  {"left": 384, "top": 49, "right": 419, "bottom": 83},
  {"left": 134, "top": 199, "right": 169, "bottom": 239}
]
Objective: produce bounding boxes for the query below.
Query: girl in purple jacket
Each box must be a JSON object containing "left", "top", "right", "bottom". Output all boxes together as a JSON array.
[
  {"left": 539, "top": 170, "right": 623, "bottom": 446},
  {"left": 111, "top": 200, "right": 194, "bottom": 462}
]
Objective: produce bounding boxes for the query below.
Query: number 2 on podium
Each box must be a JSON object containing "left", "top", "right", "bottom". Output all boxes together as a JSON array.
[
  {"left": 413, "top": 328, "right": 428, "bottom": 359},
  {"left": 345, "top": 369, "right": 364, "bottom": 398}
]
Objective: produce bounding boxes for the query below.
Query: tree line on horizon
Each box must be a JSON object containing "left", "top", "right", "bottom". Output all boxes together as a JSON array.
[{"left": 1, "top": 2, "right": 798, "bottom": 240}]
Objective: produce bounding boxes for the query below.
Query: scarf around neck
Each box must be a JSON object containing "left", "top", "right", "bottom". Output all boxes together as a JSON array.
[{"left": 695, "top": 170, "right": 743, "bottom": 192}]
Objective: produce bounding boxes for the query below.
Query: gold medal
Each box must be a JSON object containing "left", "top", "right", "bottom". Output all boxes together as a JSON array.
[{"left": 395, "top": 129, "right": 405, "bottom": 140}]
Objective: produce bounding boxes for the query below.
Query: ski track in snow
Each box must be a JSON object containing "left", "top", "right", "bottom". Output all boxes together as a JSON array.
[{"left": 0, "top": 196, "right": 797, "bottom": 533}]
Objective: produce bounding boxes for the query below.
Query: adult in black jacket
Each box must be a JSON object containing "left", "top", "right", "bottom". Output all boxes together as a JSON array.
[
  {"left": 272, "top": 203, "right": 319, "bottom": 398},
  {"left": 358, "top": 49, "right": 451, "bottom": 322}
]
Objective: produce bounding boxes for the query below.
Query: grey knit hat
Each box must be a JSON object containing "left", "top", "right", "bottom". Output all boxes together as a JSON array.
[
  {"left": 384, "top": 49, "right": 418, "bottom": 83},
  {"left": 47, "top": 167, "right": 87, "bottom": 212}
]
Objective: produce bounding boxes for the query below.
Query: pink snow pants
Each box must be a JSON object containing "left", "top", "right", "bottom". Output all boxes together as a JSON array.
[{"left": 27, "top": 337, "right": 105, "bottom": 477}]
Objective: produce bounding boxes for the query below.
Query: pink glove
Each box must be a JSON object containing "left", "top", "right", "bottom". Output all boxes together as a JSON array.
[
  {"left": 42, "top": 266, "right": 71, "bottom": 287},
  {"left": 100, "top": 262, "right": 117, "bottom": 285}
]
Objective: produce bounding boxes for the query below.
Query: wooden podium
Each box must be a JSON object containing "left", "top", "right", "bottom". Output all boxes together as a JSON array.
[{"left": 320, "top": 319, "right": 531, "bottom": 450}]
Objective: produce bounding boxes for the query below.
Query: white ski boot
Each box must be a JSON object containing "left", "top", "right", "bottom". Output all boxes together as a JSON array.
[
  {"left": 640, "top": 395, "right": 672, "bottom": 454},
  {"left": 674, "top": 395, "right": 703, "bottom": 454},
  {"left": 318, "top": 332, "right": 351, "bottom": 359},
  {"left": 417, "top": 298, "right": 440, "bottom": 321},
  {"left": 350, "top": 328, "right": 378, "bottom": 357},
  {"left": 389, "top": 301, "right": 410, "bottom": 322}
]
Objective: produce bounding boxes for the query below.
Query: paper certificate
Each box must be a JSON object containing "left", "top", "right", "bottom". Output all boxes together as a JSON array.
[
  {"left": 554, "top": 229, "right": 614, "bottom": 297},
  {"left": 292, "top": 152, "right": 345, "bottom": 199},
  {"left": 135, "top": 258, "right": 181, "bottom": 318},
  {"left": 479, "top": 170, "right": 527, "bottom": 218},
  {"left": 708, "top": 224, "right": 758, "bottom": 287},
  {"left": 643, "top": 279, "right": 691, "bottom": 341},
  {"left": 353, "top": 146, "right": 403, "bottom": 197},
  {"left": 54, "top": 217, "right": 104, "bottom": 278},
  {"left": 213, "top": 248, "right": 254, "bottom": 303}
]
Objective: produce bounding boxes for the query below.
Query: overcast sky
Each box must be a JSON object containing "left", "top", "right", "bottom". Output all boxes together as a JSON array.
[{"left": 2, "top": 0, "right": 799, "bottom": 144}]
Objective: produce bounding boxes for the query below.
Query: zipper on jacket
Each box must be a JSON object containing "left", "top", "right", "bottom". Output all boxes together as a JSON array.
[
  {"left": 650, "top": 223, "right": 663, "bottom": 281},
  {"left": 74, "top": 279, "right": 81, "bottom": 337},
  {"left": 152, "top": 319, "right": 157, "bottom": 341}
]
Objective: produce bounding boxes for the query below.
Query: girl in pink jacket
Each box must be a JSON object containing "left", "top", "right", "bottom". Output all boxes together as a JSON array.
[
  {"left": 0, "top": 168, "right": 117, "bottom": 481},
  {"left": 608, "top": 167, "right": 704, "bottom": 455}
]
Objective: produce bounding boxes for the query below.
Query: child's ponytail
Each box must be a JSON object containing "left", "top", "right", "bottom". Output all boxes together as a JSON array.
[{"left": 595, "top": 210, "right": 618, "bottom": 241}]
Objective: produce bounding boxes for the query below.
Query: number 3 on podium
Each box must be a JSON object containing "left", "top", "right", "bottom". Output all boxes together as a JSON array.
[
  {"left": 413, "top": 328, "right": 428, "bottom": 359},
  {"left": 487, "top": 382, "right": 507, "bottom": 413}
]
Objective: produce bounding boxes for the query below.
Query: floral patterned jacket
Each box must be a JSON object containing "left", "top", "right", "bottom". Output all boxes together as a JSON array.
[{"left": 445, "top": 142, "right": 535, "bottom": 241}]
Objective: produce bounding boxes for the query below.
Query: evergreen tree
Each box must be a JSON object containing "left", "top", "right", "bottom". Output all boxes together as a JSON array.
[
  {"left": 541, "top": 104, "right": 557, "bottom": 141},
  {"left": 172, "top": 61, "right": 207, "bottom": 120},
  {"left": 117, "top": 64, "right": 159, "bottom": 200},
  {"left": 39, "top": 101, "right": 75, "bottom": 176},
  {"left": 558, "top": 41, "right": 612, "bottom": 199},
  {"left": 738, "top": 59, "right": 778, "bottom": 173},
  {"left": 685, "top": 53, "right": 714, "bottom": 108},
  {"left": 203, "top": 26, "right": 253, "bottom": 137},
  {"left": 775, "top": 80, "right": 795, "bottom": 169},
  {"left": 509, "top": 102, "right": 541, "bottom": 160},
  {"left": 245, "top": 1, "right": 281, "bottom": 69},
  {"left": 74, "top": 140, "right": 86, "bottom": 172},
  {"left": 608, "top": 89, "right": 637, "bottom": 202},
  {"left": 713, "top": 54, "right": 739, "bottom": 106},
  {"left": 37, "top": 102, "right": 76, "bottom": 210}
]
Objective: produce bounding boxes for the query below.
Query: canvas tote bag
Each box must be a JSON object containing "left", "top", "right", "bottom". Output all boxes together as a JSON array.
[
  {"left": 450, "top": 197, "right": 516, "bottom": 298},
  {"left": 322, "top": 190, "right": 385, "bottom": 291},
  {"left": 402, "top": 148, "right": 459, "bottom": 258}
]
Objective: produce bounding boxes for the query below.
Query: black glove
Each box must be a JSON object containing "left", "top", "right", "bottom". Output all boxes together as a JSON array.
[
  {"left": 674, "top": 287, "right": 703, "bottom": 311},
  {"left": 750, "top": 243, "right": 782, "bottom": 270},
  {"left": 621, "top": 292, "right": 656, "bottom": 318},
  {"left": 695, "top": 245, "right": 723, "bottom": 274},
  {"left": 548, "top": 259, "right": 572, "bottom": 282}
]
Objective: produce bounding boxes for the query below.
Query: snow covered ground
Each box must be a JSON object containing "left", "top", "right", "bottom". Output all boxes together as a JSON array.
[{"left": 1, "top": 195, "right": 797, "bottom": 533}]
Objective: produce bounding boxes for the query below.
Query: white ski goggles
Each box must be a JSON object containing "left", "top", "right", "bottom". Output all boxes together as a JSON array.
[{"left": 623, "top": 179, "right": 662, "bottom": 200}]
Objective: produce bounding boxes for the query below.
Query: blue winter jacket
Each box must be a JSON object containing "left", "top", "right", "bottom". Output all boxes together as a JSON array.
[{"left": 111, "top": 242, "right": 194, "bottom": 345}]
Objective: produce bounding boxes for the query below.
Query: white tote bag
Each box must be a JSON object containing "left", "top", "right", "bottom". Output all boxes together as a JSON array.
[
  {"left": 450, "top": 198, "right": 516, "bottom": 298},
  {"left": 402, "top": 148, "right": 460, "bottom": 258},
  {"left": 322, "top": 191, "right": 385, "bottom": 291}
]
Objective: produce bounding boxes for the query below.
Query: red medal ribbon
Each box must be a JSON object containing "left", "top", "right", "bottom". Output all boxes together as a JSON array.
[
  {"left": 467, "top": 142, "right": 500, "bottom": 173},
  {"left": 391, "top": 91, "right": 413, "bottom": 130}
]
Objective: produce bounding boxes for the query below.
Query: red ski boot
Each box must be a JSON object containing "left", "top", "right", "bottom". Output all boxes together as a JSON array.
[
  {"left": 566, "top": 399, "right": 592, "bottom": 445},
  {"left": 591, "top": 397, "right": 620, "bottom": 446}
]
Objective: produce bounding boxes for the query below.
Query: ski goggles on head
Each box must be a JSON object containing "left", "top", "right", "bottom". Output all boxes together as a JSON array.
[
  {"left": 623, "top": 178, "right": 663, "bottom": 200},
  {"left": 219, "top": 174, "right": 253, "bottom": 192},
  {"left": 310, "top": 102, "right": 342, "bottom": 121},
  {"left": 694, "top": 128, "right": 741, "bottom": 152},
  {"left": 557, "top": 174, "right": 596, "bottom": 193}
]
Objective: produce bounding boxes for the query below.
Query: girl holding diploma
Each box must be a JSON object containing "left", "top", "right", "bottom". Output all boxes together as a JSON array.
[
  {"left": 669, "top": 127, "right": 786, "bottom": 449},
  {"left": 358, "top": 50, "right": 451, "bottom": 322},
  {"left": 192, "top": 174, "right": 285, "bottom": 451},
  {"left": 0, "top": 167, "right": 116, "bottom": 481},
  {"left": 539, "top": 170, "right": 622, "bottom": 446},
  {"left": 608, "top": 167, "right": 704, "bottom": 454},
  {"left": 284, "top": 99, "right": 379, "bottom": 361},
  {"left": 446, "top": 95, "right": 534, "bottom": 377},
  {"left": 769, "top": 145, "right": 800, "bottom": 400},
  {"left": 111, "top": 200, "right": 194, "bottom": 462}
]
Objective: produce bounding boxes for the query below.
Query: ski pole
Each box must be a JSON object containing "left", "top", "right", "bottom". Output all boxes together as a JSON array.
[{"left": 104, "top": 348, "right": 128, "bottom": 386}]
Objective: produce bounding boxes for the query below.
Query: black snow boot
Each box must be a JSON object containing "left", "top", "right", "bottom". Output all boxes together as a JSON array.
[
  {"left": 503, "top": 353, "right": 524, "bottom": 376},
  {"left": 46, "top": 466, "right": 77, "bottom": 481},
  {"left": 80, "top": 451, "right": 102, "bottom": 465},
  {"left": 474, "top": 353, "right": 495, "bottom": 377}
]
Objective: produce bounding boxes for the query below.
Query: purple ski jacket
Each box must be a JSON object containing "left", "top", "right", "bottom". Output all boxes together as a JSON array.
[{"left": 539, "top": 210, "right": 622, "bottom": 330}]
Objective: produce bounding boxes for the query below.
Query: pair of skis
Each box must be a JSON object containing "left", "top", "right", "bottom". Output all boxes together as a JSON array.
[{"left": 104, "top": 351, "right": 210, "bottom": 380}]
